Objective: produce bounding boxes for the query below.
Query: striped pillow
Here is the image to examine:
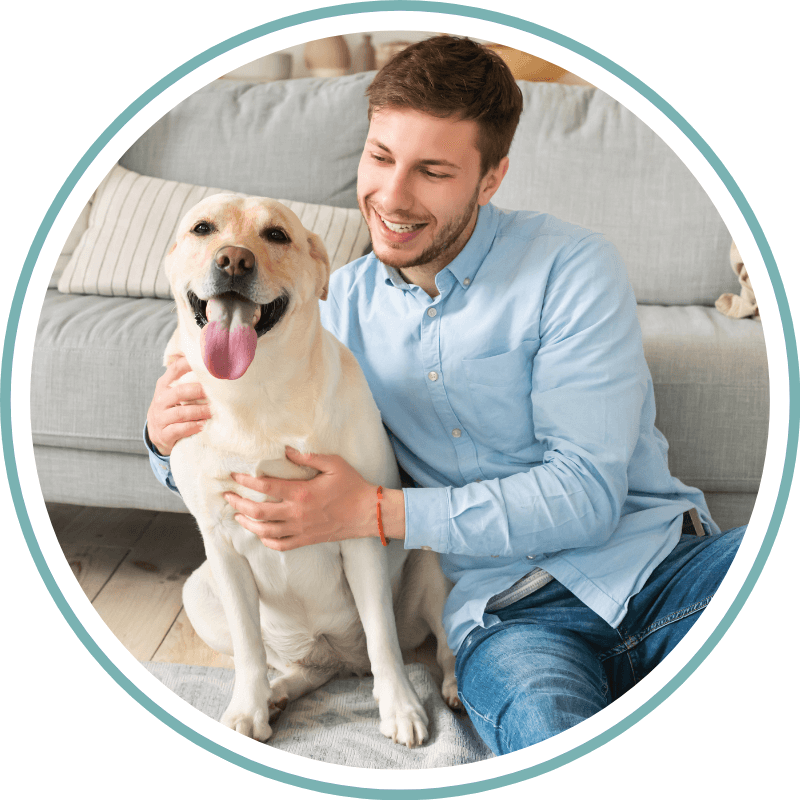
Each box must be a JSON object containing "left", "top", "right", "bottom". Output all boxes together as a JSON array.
[{"left": 58, "top": 164, "right": 372, "bottom": 298}]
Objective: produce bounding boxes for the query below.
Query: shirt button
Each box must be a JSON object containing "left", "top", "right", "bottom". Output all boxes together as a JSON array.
[
  {"left": 427, "top": 307, "right": 437, "bottom": 317},
  {"left": 420, "top": 545, "right": 432, "bottom": 551},
  {"left": 428, "top": 371, "right": 439, "bottom": 381},
  {"left": 464, "top": 277, "right": 471, "bottom": 286},
  {"left": 526, "top": 555, "right": 536, "bottom": 560},
  {"left": 452, "top": 429, "right": 462, "bottom": 438}
]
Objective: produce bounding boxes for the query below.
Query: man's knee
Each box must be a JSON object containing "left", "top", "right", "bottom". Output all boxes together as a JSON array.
[{"left": 455, "top": 621, "right": 607, "bottom": 754}]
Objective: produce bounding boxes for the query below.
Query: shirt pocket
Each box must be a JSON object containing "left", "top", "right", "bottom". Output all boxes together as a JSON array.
[{"left": 462, "top": 339, "right": 540, "bottom": 455}]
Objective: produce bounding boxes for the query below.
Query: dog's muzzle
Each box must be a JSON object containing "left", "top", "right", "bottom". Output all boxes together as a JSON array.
[{"left": 188, "top": 290, "right": 290, "bottom": 338}]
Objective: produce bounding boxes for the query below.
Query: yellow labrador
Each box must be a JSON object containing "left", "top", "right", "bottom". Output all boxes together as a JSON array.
[{"left": 164, "top": 193, "right": 457, "bottom": 746}]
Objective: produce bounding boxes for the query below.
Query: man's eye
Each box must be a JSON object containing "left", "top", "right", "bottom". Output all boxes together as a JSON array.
[
  {"left": 191, "top": 221, "right": 213, "bottom": 235},
  {"left": 424, "top": 171, "right": 449, "bottom": 179}
]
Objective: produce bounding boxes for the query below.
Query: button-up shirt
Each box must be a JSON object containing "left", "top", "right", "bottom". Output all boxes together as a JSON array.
[{"left": 147, "top": 202, "right": 718, "bottom": 654}]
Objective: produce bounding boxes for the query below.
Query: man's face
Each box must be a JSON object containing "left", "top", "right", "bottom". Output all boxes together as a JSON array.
[{"left": 357, "top": 107, "right": 506, "bottom": 273}]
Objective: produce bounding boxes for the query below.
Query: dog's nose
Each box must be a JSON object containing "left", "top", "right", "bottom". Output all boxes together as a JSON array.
[{"left": 214, "top": 246, "right": 255, "bottom": 277}]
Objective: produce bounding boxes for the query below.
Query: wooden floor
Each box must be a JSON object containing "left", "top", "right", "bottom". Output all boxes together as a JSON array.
[
  {"left": 47, "top": 502, "right": 440, "bottom": 676},
  {"left": 47, "top": 501, "right": 234, "bottom": 668}
]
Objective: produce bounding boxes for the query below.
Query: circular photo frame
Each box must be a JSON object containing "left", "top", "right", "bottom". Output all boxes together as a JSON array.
[{"left": 4, "top": 3, "right": 796, "bottom": 797}]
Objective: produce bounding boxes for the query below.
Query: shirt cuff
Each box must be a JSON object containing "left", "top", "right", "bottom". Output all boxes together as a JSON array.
[
  {"left": 402, "top": 487, "right": 450, "bottom": 552},
  {"left": 143, "top": 422, "right": 180, "bottom": 494}
]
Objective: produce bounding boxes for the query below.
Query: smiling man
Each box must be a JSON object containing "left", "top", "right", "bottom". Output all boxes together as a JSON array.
[{"left": 146, "top": 35, "right": 746, "bottom": 755}]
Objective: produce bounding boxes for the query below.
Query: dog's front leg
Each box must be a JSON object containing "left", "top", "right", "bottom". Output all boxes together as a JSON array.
[
  {"left": 204, "top": 537, "right": 273, "bottom": 741},
  {"left": 339, "top": 539, "right": 428, "bottom": 747}
]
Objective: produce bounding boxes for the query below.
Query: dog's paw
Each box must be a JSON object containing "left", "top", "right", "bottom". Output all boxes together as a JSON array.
[
  {"left": 376, "top": 679, "right": 429, "bottom": 748},
  {"left": 221, "top": 701, "right": 273, "bottom": 741},
  {"left": 379, "top": 707, "right": 429, "bottom": 748},
  {"left": 268, "top": 695, "right": 288, "bottom": 722},
  {"left": 441, "top": 674, "right": 462, "bottom": 711}
]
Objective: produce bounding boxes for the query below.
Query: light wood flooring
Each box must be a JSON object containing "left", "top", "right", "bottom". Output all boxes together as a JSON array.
[{"left": 47, "top": 502, "right": 440, "bottom": 676}]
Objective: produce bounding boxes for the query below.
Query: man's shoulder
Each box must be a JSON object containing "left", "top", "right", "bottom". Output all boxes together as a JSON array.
[
  {"left": 493, "top": 205, "right": 600, "bottom": 248},
  {"left": 489, "top": 205, "right": 627, "bottom": 290},
  {"left": 328, "top": 252, "right": 377, "bottom": 296}
]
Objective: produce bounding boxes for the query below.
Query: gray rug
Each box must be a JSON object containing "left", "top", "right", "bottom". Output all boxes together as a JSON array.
[{"left": 142, "top": 661, "right": 493, "bottom": 768}]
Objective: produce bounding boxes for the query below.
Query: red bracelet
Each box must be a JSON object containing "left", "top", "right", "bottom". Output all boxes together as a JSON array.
[{"left": 376, "top": 486, "right": 388, "bottom": 546}]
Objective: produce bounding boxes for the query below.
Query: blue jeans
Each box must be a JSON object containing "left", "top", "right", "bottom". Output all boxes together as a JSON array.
[{"left": 455, "top": 526, "right": 746, "bottom": 755}]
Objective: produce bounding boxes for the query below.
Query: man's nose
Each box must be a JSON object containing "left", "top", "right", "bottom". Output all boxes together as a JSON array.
[{"left": 377, "top": 168, "right": 414, "bottom": 212}]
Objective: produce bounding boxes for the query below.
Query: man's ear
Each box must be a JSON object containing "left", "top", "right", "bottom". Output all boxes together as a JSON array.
[
  {"left": 307, "top": 231, "right": 330, "bottom": 301},
  {"left": 478, "top": 156, "right": 510, "bottom": 206}
]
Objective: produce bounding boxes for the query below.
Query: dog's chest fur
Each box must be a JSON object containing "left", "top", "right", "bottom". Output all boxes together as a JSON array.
[{"left": 172, "top": 434, "right": 370, "bottom": 672}]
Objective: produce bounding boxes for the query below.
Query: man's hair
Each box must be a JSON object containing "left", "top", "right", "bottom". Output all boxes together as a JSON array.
[{"left": 366, "top": 35, "right": 524, "bottom": 176}]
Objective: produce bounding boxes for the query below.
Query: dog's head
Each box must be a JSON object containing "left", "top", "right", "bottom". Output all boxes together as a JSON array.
[{"left": 166, "top": 193, "right": 330, "bottom": 380}]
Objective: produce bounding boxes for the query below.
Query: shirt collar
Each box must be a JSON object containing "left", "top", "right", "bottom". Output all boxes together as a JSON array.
[{"left": 380, "top": 203, "right": 499, "bottom": 292}]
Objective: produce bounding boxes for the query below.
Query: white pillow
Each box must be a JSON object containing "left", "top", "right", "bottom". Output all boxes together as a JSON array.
[{"left": 58, "top": 164, "right": 371, "bottom": 298}]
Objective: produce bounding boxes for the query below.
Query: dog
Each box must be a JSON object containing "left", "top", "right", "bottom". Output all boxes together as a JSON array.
[{"left": 163, "top": 193, "right": 458, "bottom": 746}]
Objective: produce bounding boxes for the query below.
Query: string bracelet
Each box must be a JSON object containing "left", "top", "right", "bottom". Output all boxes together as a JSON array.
[{"left": 376, "top": 486, "right": 388, "bottom": 546}]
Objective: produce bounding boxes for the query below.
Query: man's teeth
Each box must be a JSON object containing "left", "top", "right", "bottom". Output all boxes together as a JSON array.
[{"left": 381, "top": 217, "right": 424, "bottom": 233}]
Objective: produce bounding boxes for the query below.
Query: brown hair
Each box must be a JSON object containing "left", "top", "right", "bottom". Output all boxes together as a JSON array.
[{"left": 366, "top": 36, "right": 523, "bottom": 175}]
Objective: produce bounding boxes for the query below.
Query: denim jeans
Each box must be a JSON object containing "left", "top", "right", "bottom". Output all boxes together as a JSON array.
[{"left": 455, "top": 526, "right": 746, "bottom": 755}]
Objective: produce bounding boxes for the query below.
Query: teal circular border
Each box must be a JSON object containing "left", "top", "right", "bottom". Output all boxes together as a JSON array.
[{"left": 3, "top": 2, "right": 796, "bottom": 797}]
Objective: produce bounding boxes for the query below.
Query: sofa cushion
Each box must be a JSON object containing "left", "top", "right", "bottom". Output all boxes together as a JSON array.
[
  {"left": 58, "top": 164, "right": 371, "bottom": 298},
  {"left": 32, "top": 290, "right": 175, "bottom": 454},
  {"left": 494, "top": 83, "right": 739, "bottom": 306},
  {"left": 120, "top": 74, "right": 373, "bottom": 209},
  {"left": 32, "top": 290, "right": 767, "bottom": 496},
  {"left": 637, "top": 305, "right": 767, "bottom": 493}
]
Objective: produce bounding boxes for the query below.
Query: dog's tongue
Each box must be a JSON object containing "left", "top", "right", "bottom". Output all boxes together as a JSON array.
[{"left": 201, "top": 295, "right": 259, "bottom": 380}]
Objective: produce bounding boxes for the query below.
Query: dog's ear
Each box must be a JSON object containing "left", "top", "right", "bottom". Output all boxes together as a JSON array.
[{"left": 307, "top": 231, "right": 330, "bottom": 301}]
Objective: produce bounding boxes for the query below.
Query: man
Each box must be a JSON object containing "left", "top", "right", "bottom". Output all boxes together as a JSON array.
[{"left": 146, "top": 36, "right": 745, "bottom": 755}]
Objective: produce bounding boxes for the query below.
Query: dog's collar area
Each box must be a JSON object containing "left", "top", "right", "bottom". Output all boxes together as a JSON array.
[{"left": 188, "top": 290, "right": 290, "bottom": 337}]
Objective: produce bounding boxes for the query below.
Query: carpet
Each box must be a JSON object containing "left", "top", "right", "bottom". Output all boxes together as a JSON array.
[{"left": 142, "top": 661, "right": 493, "bottom": 768}]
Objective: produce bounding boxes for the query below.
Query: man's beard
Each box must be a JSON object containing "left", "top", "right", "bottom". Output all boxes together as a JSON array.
[{"left": 366, "top": 184, "right": 481, "bottom": 271}]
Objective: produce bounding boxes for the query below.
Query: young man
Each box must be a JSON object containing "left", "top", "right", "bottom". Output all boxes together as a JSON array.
[{"left": 146, "top": 36, "right": 745, "bottom": 755}]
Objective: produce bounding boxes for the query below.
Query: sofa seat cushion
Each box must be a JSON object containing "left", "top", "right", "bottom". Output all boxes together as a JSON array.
[
  {"left": 32, "top": 292, "right": 768, "bottom": 496},
  {"left": 638, "top": 305, "right": 767, "bottom": 493},
  {"left": 32, "top": 290, "right": 174, "bottom": 454}
]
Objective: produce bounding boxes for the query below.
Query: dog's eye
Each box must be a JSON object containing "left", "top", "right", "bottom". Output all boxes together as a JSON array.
[
  {"left": 262, "top": 227, "right": 290, "bottom": 243},
  {"left": 191, "top": 221, "right": 214, "bottom": 235}
]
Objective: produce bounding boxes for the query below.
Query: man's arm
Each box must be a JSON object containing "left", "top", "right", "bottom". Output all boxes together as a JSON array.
[{"left": 402, "top": 235, "right": 646, "bottom": 558}]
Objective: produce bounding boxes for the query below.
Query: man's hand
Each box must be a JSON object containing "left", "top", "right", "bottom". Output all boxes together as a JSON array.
[
  {"left": 146, "top": 356, "right": 211, "bottom": 455},
  {"left": 225, "top": 447, "right": 406, "bottom": 551}
]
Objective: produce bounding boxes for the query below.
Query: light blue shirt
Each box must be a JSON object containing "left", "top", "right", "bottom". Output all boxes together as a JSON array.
[{"left": 147, "top": 202, "right": 718, "bottom": 654}]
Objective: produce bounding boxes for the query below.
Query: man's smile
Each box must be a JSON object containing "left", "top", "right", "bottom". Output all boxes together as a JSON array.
[
  {"left": 380, "top": 216, "right": 426, "bottom": 233},
  {"left": 371, "top": 208, "right": 430, "bottom": 244}
]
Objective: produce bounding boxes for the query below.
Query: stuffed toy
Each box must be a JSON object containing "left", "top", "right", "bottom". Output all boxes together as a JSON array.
[{"left": 716, "top": 241, "right": 760, "bottom": 320}]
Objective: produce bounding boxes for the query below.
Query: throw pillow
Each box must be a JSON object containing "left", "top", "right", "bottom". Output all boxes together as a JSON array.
[{"left": 58, "top": 163, "right": 371, "bottom": 298}]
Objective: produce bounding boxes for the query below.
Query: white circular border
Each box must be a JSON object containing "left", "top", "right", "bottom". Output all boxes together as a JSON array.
[{"left": 11, "top": 11, "right": 789, "bottom": 789}]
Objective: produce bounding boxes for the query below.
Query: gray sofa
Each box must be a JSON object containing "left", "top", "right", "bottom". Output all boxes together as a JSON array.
[{"left": 34, "top": 72, "right": 766, "bottom": 534}]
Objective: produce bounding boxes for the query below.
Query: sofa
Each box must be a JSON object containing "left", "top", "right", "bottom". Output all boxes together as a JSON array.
[{"left": 34, "top": 72, "right": 767, "bottom": 534}]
